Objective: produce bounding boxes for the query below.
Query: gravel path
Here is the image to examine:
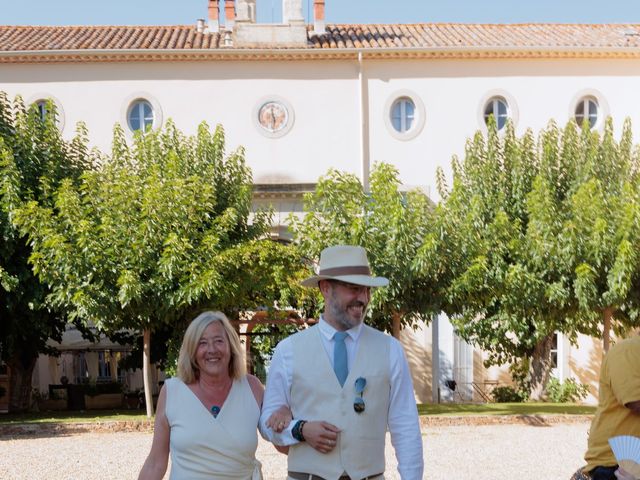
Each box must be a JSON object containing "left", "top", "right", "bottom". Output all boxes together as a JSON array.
[{"left": 0, "top": 422, "right": 590, "bottom": 479}]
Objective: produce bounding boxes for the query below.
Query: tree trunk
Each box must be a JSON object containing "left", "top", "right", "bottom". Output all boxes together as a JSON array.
[
  {"left": 602, "top": 307, "right": 614, "bottom": 354},
  {"left": 392, "top": 311, "right": 401, "bottom": 339},
  {"left": 7, "top": 355, "right": 37, "bottom": 413},
  {"left": 142, "top": 328, "right": 154, "bottom": 418},
  {"left": 528, "top": 333, "right": 554, "bottom": 401}
]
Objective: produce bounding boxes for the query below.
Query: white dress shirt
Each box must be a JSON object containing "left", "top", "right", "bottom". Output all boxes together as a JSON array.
[{"left": 259, "top": 317, "right": 424, "bottom": 480}]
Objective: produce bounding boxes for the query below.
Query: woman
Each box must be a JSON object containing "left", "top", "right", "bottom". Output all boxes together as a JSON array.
[{"left": 139, "top": 311, "right": 290, "bottom": 480}]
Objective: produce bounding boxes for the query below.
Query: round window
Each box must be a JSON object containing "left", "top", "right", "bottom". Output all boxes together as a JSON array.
[
  {"left": 28, "top": 95, "right": 66, "bottom": 130},
  {"left": 483, "top": 96, "right": 509, "bottom": 130},
  {"left": 574, "top": 97, "right": 599, "bottom": 130},
  {"left": 127, "top": 99, "right": 154, "bottom": 132},
  {"left": 391, "top": 97, "right": 416, "bottom": 133}
]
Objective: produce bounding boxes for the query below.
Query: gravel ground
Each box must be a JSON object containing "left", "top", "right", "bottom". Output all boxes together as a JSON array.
[{"left": 0, "top": 422, "right": 590, "bottom": 479}]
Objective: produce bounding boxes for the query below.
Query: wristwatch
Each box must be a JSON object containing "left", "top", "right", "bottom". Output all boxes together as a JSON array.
[{"left": 292, "top": 419, "right": 307, "bottom": 441}]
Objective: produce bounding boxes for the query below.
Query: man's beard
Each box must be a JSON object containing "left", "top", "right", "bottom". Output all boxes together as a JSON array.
[{"left": 327, "top": 291, "right": 367, "bottom": 331}]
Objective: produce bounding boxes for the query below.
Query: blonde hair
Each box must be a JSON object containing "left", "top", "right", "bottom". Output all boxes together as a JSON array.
[{"left": 176, "top": 311, "right": 246, "bottom": 383}]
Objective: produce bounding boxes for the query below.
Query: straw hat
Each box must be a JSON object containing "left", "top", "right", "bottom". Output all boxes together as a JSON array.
[{"left": 300, "top": 245, "right": 389, "bottom": 288}]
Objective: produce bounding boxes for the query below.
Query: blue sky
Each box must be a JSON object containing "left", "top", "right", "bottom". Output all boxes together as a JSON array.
[{"left": 1, "top": 0, "right": 639, "bottom": 25}]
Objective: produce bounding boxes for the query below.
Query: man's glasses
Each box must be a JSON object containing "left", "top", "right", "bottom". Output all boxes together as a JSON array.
[{"left": 354, "top": 376, "right": 366, "bottom": 413}]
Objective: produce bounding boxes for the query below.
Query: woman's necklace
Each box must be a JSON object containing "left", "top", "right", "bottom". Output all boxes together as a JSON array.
[{"left": 198, "top": 377, "right": 232, "bottom": 418}]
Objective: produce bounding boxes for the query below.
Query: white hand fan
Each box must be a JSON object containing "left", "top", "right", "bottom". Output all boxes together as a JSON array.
[{"left": 608, "top": 435, "right": 640, "bottom": 478}]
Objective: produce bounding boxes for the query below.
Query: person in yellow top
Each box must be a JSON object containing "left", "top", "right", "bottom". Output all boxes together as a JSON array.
[{"left": 571, "top": 336, "right": 640, "bottom": 480}]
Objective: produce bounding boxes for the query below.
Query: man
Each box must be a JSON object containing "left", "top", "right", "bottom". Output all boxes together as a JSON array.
[
  {"left": 571, "top": 335, "right": 640, "bottom": 480},
  {"left": 260, "top": 245, "right": 424, "bottom": 480}
]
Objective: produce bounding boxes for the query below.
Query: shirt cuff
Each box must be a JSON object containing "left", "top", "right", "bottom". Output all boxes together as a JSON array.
[{"left": 269, "top": 419, "right": 299, "bottom": 446}]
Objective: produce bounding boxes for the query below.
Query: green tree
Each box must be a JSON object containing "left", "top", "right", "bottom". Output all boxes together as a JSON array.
[
  {"left": 422, "top": 120, "right": 554, "bottom": 397},
  {"left": 424, "top": 118, "right": 640, "bottom": 399},
  {"left": 0, "top": 94, "right": 92, "bottom": 411},
  {"left": 528, "top": 118, "right": 640, "bottom": 353},
  {"left": 16, "top": 120, "right": 296, "bottom": 416},
  {"left": 289, "top": 162, "right": 439, "bottom": 334}
]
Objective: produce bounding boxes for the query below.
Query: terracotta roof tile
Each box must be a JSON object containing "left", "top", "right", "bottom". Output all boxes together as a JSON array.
[{"left": 1, "top": 23, "right": 640, "bottom": 57}]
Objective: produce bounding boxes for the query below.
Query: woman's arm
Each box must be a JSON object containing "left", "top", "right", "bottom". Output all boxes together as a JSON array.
[
  {"left": 138, "top": 385, "right": 170, "bottom": 480},
  {"left": 247, "top": 374, "right": 265, "bottom": 408},
  {"left": 248, "top": 374, "right": 290, "bottom": 455}
]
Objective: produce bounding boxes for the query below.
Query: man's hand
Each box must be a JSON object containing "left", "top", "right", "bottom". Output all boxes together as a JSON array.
[
  {"left": 615, "top": 467, "right": 638, "bottom": 480},
  {"left": 266, "top": 405, "right": 293, "bottom": 433},
  {"left": 301, "top": 421, "right": 340, "bottom": 454}
]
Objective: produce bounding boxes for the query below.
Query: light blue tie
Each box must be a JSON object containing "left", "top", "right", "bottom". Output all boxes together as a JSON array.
[{"left": 333, "top": 331, "right": 348, "bottom": 387}]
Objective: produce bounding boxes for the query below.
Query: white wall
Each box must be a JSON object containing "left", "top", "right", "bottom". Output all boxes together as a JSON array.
[
  {"left": 398, "top": 318, "right": 433, "bottom": 403},
  {"left": 3, "top": 56, "right": 640, "bottom": 201},
  {"left": 568, "top": 332, "right": 605, "bottom": 405},
  {"left": 365, "top": 57, "right": 640, "bottom": 199},
  {"left": 0, "top": 60, "right": 362, "bottom": 185}
]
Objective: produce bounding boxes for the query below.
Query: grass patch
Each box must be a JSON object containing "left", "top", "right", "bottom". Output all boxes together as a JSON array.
[
  {"left": 418, "top": 402, "right": 596, "bottom": 416},
  {"left": 0, "top": 403, "right": 596, "bottom": 425},
  {"left": 0, "top": 409, "right": 150, "bottom": 425}
]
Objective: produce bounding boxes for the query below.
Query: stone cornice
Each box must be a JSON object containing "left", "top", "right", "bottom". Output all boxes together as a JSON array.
[{"left": 1, "top": 46, "right": 640, "bottom": 64}]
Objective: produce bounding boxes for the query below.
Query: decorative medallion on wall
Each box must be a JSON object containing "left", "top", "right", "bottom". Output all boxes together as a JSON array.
[{"left": 253, "top": 96, "right": 294, "bottom": 138}]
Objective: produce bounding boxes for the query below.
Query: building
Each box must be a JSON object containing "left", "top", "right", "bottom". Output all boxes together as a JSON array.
[
  {"left": 2, "top": 0, "right": 639, "bottom": 404},
  {"left": 32, "top": 326, "right": 160, "bottom": 400}
]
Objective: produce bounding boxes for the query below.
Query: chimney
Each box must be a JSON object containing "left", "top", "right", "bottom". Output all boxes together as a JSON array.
[
  {"left": 313, "top": 0, "right": 325, "bottom": 34},
  {"left": 208, "top": 0, "right": 220, "bottom": 32},
  {"left": 225, "top": 0, "right": 236, "bottom": 29},
  {"left": 196, "top": 18, "right": 205, "bottom": 33},
  {"left": 236, "top": 0, "right": 256, "bottom": 23},
  {"left": 223, "top": 30, "right": 234, "bottom": 47},
  {"left": 235, "top": 0, "right": 307, "bottom": 47},
  {"left": 282, "top": 0, "right": 304, "bottom": 25}
]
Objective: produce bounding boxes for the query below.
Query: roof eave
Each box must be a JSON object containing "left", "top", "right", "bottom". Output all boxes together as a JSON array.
[{"left": 0, "top": 45, "right": 639, "bottom": 63}]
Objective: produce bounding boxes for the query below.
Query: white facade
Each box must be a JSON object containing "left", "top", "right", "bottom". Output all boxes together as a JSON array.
[
  {"left": 2, "top": 18, "right": 639, "bottom": 404},
  {"left": 2, "top": 57, "right": 640, "bottom": 199}
]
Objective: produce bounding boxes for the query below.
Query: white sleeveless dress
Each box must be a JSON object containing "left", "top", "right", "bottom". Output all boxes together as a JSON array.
[{"left": 165, "top": 376, "right": 263, "bottom": 480}]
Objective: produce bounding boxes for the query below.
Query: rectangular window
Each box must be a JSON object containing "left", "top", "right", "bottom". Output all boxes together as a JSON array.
[{"left": 550, "top": 333, "right": 558, "bottom": 369}]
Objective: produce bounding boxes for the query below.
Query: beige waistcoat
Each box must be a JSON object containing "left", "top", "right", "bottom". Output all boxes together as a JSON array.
[{"left": 288, "top": 324, "right": 390, "bottom": 480}]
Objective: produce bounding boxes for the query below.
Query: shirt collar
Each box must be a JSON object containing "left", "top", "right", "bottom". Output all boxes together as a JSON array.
[{"left": 318, "top": 315, "right": 364, "bottom": 342}]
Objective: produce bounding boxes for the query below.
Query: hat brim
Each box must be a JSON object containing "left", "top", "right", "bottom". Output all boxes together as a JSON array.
[{"left": 300, "top": 274, "right": 389, "bottom": 288}]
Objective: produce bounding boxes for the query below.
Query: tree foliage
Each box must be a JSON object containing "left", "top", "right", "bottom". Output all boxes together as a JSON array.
[
  {"left": 289, "top": 162, "right": 439, "bottom": 332},
  {"left": 16, "top": 120, "right": 298, "bottom": 414},
  {"left": 422, "top": 117, "right": 640, "bottom": 398},
  {"left": 527, "top": 118, "right": 640, "bottom": 350},
  {"left": 0, "top": 93, "right": 92, "bottom": 411}
]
